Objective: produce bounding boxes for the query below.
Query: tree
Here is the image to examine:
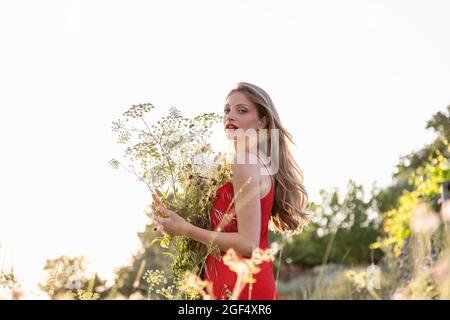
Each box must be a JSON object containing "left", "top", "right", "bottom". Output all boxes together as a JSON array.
[
  {"left": 391, "top": 105, "right": 449, "bottom": 192},
  {"left": 272, "top": 180, "right": 383, "bottom": 268},
  {"left": 372, "top": 105, "right": 450, "bottom": 256}
]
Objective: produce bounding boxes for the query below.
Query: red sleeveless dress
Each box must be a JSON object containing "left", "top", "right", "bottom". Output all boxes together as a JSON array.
[{"left": 202, "top": 156, "right": 280, "bottom": 300}]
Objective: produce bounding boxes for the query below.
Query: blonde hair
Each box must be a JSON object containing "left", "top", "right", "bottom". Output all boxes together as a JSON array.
[{"left": 226, "top": 82, "right": 310, "bottom": 234}]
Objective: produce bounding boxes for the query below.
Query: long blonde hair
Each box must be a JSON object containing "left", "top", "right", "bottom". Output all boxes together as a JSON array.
[{"left": 226, "top": 82, "right": 310, "bottom": 234}]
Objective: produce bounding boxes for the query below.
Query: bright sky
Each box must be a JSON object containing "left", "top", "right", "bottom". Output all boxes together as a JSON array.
[{"left": 1, "top": 0, "right": 449, "bottom": 292}]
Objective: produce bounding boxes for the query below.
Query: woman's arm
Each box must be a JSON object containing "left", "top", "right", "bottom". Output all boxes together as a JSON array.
[
  {"left": 184, "top": 223, "right": 256, "bottom": 258},
  {"left": 154, "top": 153, "right": 262, "bottom": 257}
]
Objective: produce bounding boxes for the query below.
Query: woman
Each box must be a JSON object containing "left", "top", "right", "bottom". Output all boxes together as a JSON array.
[{"left": 153, "top": 82, "right": 309, "bottom": 300}]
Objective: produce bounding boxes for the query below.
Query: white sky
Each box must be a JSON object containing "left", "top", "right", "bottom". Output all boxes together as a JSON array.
[{"left": 0, "top": 0, "right": 449, "bottom": 290}]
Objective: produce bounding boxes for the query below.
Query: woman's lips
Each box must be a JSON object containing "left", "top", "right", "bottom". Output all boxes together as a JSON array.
[{"left": 225, "top": 125, "right": 240, "bottom": 140}]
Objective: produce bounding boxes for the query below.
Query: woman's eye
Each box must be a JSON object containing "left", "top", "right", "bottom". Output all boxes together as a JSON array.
[{"left": 224, "top": 108, "right": 246, "bottom": 114}]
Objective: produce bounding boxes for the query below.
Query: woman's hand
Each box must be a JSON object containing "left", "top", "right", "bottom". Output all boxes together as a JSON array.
[{"left": 153, "top": 206, "right": 191, "bottom": 237}]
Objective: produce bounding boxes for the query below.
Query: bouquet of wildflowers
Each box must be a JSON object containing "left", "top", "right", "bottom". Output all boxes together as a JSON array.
[{"left": 110, "top": 103, "right": 233, "bottom": 299}]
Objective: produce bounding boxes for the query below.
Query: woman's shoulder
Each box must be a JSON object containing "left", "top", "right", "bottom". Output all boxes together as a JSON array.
[
  {"left": 229, "top": 151, "right": 273, "bottom": 199},
  {"left": 230, "top": 152, "right": 272, "bottom": 173},
  {"left": 230, "top": 152, "right": 260, "bottom": 178}
]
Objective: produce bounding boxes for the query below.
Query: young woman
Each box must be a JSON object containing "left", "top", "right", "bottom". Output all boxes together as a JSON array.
[{"left": 153, "top": 82, "right": 309, "bottom": 300}]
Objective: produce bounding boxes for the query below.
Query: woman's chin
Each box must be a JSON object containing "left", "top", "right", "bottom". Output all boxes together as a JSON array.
[{"left": 225, "top": 129, "right": 237, "bottom": 140}]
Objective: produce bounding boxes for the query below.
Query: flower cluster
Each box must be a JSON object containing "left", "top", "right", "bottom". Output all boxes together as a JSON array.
[
  {"left": 143, "top": 269, "right": 167, "bottom": 287},
  {"left": 0, "top": 271, "right": 23, "bottom": 300},
  {"left": 177, "top": 270, "right": 213, "bottom": 300},
  {"left": 122, "top": 103, "right": 154, "bottom": 118},
  {"left": 111, "top": 103, "right": 237, "bottom": 299},
  {"left": 76, "top": 289, "right": 100, "bottom": 300}
]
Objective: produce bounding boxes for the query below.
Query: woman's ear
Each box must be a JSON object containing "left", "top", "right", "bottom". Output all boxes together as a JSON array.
[{"left": 259, "top": 116, "right": 268, "bottom": 129}]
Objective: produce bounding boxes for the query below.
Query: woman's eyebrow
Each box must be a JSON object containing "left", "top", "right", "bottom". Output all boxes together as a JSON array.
[{"left": 224, "top": 103, "right": 248, "bottom": 108}]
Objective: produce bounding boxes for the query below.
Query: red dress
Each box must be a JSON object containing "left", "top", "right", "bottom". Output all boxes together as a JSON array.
[{"left": 202, "top": 157, "right": 280, "bottom": 300}]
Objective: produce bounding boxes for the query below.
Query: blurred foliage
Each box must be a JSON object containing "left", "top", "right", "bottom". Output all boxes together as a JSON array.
[
  {"left": 271, "top": 180, "right": 382, "bottom": 267},
  {"left": 39, "top": 255, "right": 106, "bottom": 300},
  {"left": 277, "top": 264, "right": 387, "bottom": 300},
  {"left": 371, "top": 105, "right": 449, "bottom": 256},
  {"left": 0, "top": 269, "right": 23, "bottom": 300},
  {"left": 274, "top": 105, "right": 450, "bottom": 300},
  {"left": 369, "top": 106, "right": 450, "bottom": 299},
  {"left": 371, "top": 149, "right": 449, "bottom": 256},
  {"left": 393, "top": 105, "right": 450, "bottom": 185},
  {"left": 271, "top": 106, "right": 449, "bottom": 275},
  {"left": 112, "top": 225, "right": 171, "bottom": 299}
]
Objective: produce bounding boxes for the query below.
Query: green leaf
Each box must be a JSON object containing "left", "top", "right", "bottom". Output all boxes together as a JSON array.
[
  {"left": 150, "top": 237, "right": 162, "bottom": 247},
  {"left": 160, "top": 236, "right": 170, "bottom": 248}
]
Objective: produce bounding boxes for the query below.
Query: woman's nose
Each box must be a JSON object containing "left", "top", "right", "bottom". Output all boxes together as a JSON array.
[{"left": 225, "top": 110, "right": 237, "bottom": 122}]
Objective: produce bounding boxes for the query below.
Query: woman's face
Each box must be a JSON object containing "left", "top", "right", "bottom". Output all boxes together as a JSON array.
[{"left": 223, "top": 91, "right": 265, "bottom": 133}]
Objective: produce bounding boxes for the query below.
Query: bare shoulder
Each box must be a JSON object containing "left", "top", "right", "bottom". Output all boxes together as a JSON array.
[
  {"left": 256, "top": 153, "right": 273, "bottom": 198},
  {"left": 230, "top": 152, "right": 260, "bottom": 181},
  {"left": 231, "top": 152, "right": 272, "bottom": 199}
]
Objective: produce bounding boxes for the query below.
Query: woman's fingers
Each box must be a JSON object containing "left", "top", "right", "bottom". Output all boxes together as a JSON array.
[
  {"left": 152, "top": 206, "right": 180, "bottom": 236},
  {"left": 157, "top": 206, "right": 171, "bottom": 217},
  {"left": 153, "top": 220, "right": 164, "bottom": 232},
  {"left": 154, "top": 215, "right": 171, "bottom": 234},
  {"left": 154, "top": 214, "right": 169, "bottom": 224}
]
